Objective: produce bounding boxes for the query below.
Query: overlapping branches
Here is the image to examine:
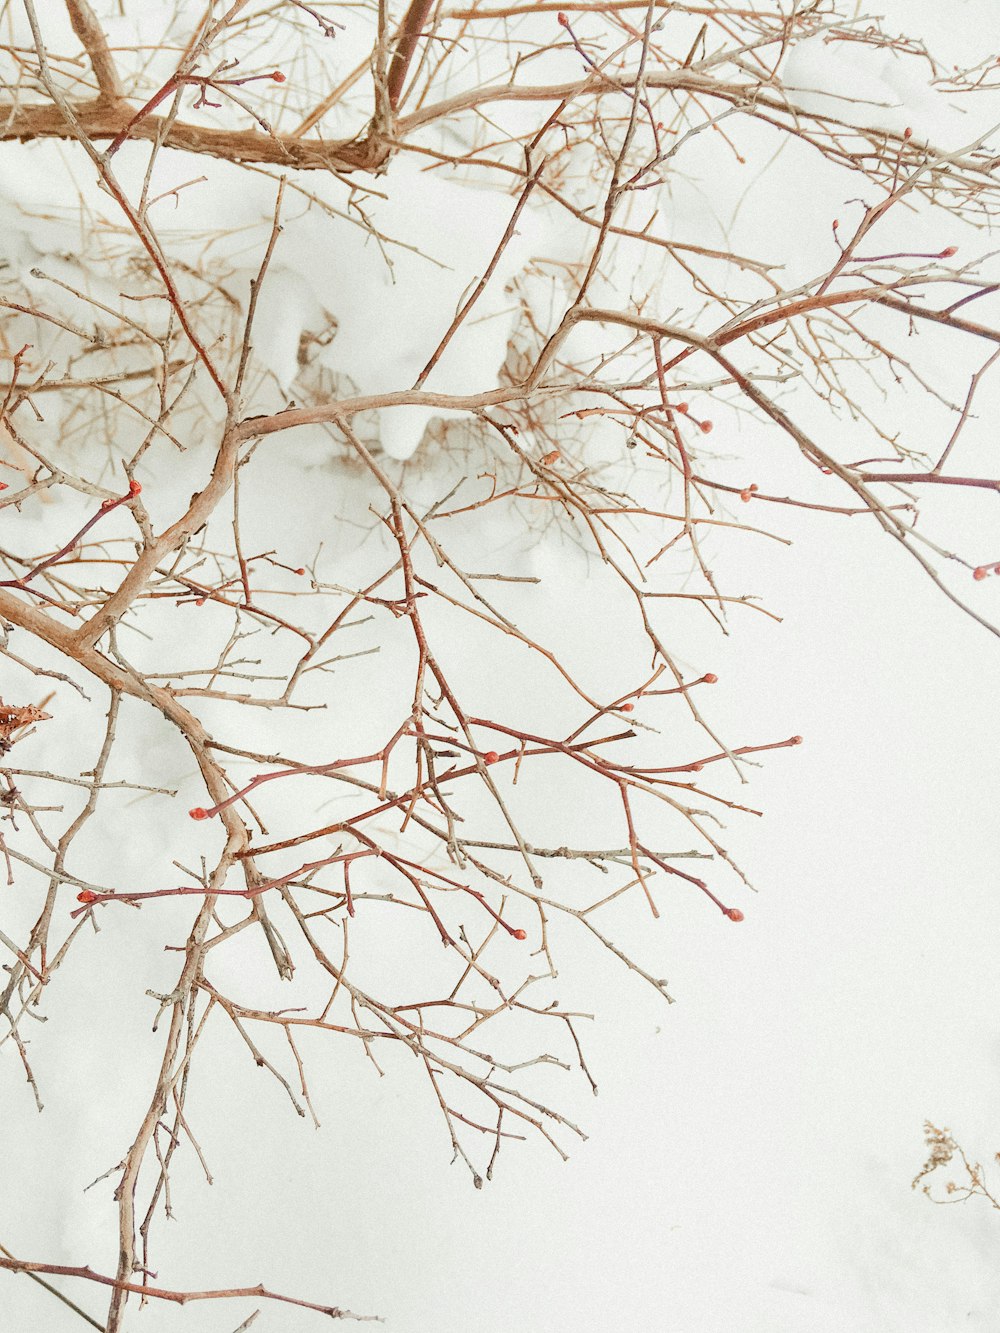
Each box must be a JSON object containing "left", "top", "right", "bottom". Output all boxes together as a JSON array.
[{"left": 0, "top": 1, "right": 997, "bottom": 1328}]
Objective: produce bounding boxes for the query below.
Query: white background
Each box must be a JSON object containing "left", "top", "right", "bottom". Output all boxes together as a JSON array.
[{"left": 2, "top": 1, "right": 999, "bottom": 1330}]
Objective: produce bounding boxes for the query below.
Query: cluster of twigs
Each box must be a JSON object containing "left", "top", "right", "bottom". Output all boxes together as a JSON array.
[
  {"left": 913, "top": 1123, "right": 1000, "bottom": 1214},
  {"left": 0, "top": 1, "right": 997, "bottom": 1328}
]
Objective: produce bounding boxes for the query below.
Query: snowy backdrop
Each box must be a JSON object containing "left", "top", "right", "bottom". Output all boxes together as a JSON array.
[{"left": 1, "top": 1, "right": 998, "bottom": 1329}]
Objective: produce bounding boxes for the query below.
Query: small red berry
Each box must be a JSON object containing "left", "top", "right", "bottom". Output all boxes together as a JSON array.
[
  {"left": 294, "top": 567, "right": 306, "bottom": 576},
  {"left": 903, "top": 126, "right": 913, "bottom": 139},
  {"left": 725, "top": 907, "right": 744, "bottom": 922},
  {"left": 483, "top": 751, "right": 500, "bottom": 765},
  {"left": 699, "top": 420, "right": 713, "bottom": 434},
  {"left": 0, "top": 482, "right": 7, "bottom": 491},
  {"left": 620, "top": 702, "right": 634, "bottom": 712},
  {"left": 557, "top": 11, "right": 570, "bottom": 25},
  {"left": 790, "top": 735, "right": 803, "bottom": 745},
  {"left": 189, "top": 806, "right": 209, "bottom": 820},
  {"left": 512, "top": 928, "right": 527, "bottom": 940},
  {"left": 271, "top": 70, "right": 286, "bottom": 82},
  {"left": 195, "top": 597, "right": 206, "bottom": 606},
  {"left": 128, "top": 479, "right": 141, "bottom": 495},
  {"left": 77, "top": 889, "right": 98, "bottom": 904},
  {"left": 702, "top": 672, "right": 718, "bottom": 684},
  {"left": 675, "top": 402, "right": 689, "bottom": 415},
  {"left": 739, "top": 489, "right": 753, "bottom": 502},
  {"left": 939, "top": 246, "right": 958, "bottom": 258},
  {"left": 973, "top": 566, "right": 987, "bottom": 581}
]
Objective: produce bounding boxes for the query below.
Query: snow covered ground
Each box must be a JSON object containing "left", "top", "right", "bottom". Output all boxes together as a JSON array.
[{"left": 1, "top": 1, "right": 999, "bottom": 1329}]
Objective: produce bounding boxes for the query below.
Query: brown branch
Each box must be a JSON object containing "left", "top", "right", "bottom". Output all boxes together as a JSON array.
[
  {"left": 64, "top": 0, "right": 123, "bottom": 101},
  {"left": 852, "top": 471, "right": 1000, "bottom": 491},
  {"left": 0, "top": 98, "right": 391, "bottom": 173},
  {"left": 0, "top": 1254, "right": 376, "bottom": 1321},
  {"left": 0, "top": 1241, "right": 103, "bottom": 1330},
  {"left": 387, "top": 0, "right": 437, "bottom": 109}
]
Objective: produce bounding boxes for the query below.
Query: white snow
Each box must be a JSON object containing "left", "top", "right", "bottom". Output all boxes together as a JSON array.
[{"left": 2, "top": 2, "right": 1000, "bottom": 1330}]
